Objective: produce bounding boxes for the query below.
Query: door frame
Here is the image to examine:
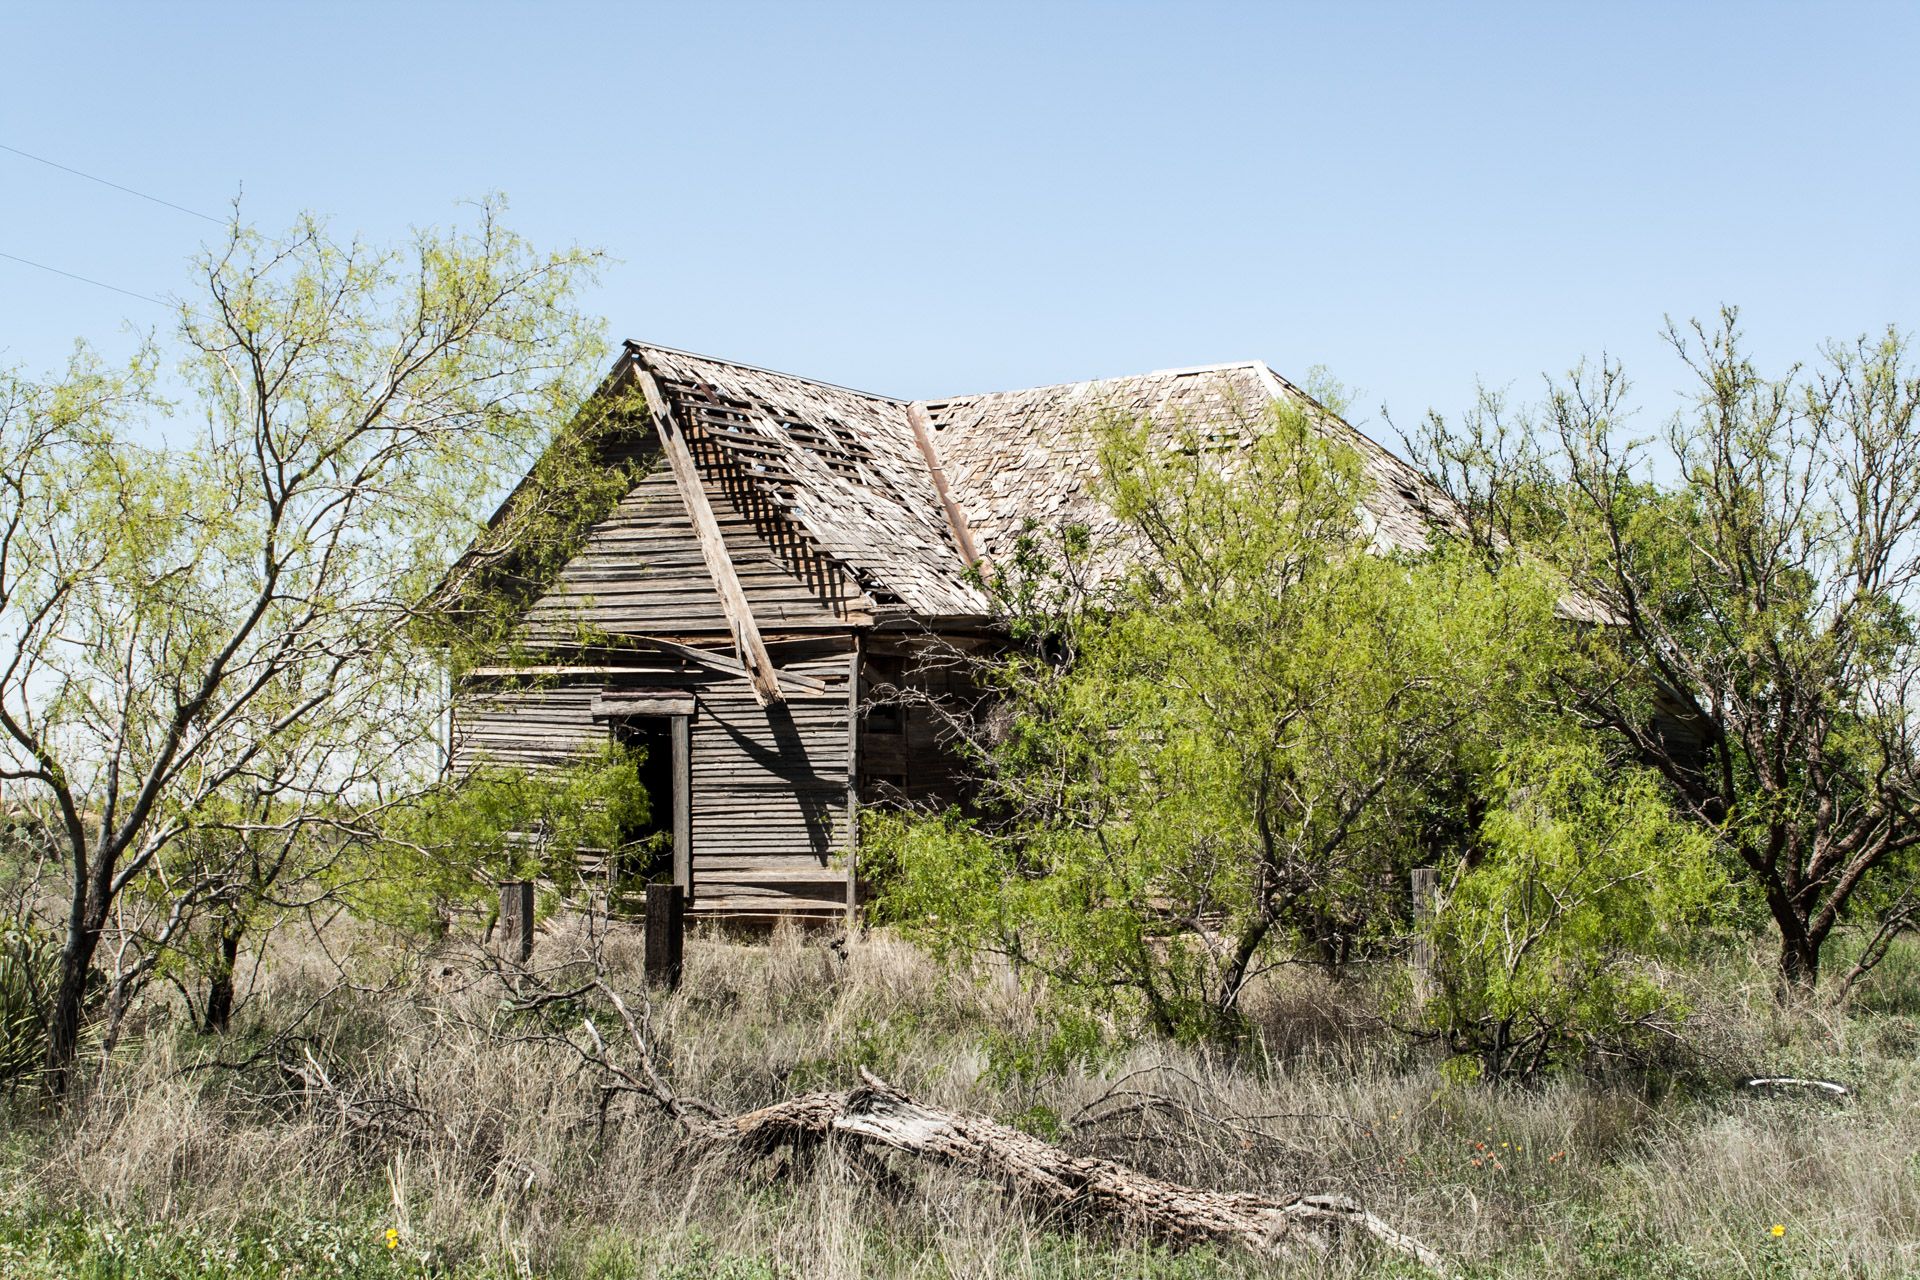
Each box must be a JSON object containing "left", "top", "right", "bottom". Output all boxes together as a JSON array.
[{"left": 592, "top": 690, "right": 695, "bottom": 901}]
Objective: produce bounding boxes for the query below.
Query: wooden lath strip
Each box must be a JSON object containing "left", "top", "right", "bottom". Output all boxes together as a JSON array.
[
  {"left": 690, "top": 417, "right": 875, "bottom": 481},
  {"left": 631, "top": 362, "right": 786, "bottom": 707},
  {"left": 674, "top": 381, "right": 880, "bottom": 468}
]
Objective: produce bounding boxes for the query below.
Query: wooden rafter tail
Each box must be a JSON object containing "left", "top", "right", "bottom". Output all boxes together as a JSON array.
[{"left": 630, "top": 363, "right": 785, "bottom": 707}]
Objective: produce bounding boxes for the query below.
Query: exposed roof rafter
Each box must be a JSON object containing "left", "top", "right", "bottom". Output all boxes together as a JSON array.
[{"left": 631, "top": 359, "right": 786, "bottom": 707}]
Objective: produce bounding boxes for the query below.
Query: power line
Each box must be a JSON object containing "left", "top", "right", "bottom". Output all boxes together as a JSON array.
[
  {"left": 0, "top": 141, "right": 225, "bottom": 226},
  {"left": 0, "top": 251, "right": 166, "bottom": 306}
]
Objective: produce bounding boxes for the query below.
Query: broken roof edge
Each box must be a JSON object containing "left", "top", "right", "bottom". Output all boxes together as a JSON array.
[
  {"left": 915, "top": 357, "right": 1398, "bottom": 459},
  {"left": 615, "top": 344, "right": 1412, "bottom": 474},
  {"left": 1249, "top": 364, "right": 1456, "bottom": 490},
  {"left": 621, "top": 339, "right": 906, "bottom": 405},
  {"left": 610, "top": 347, "right": 1467, "bottom": 547}
]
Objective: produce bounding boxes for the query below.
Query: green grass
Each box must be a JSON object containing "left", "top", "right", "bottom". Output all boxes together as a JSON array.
[{"left": 1, "top": 1200, "right": 446, "bottom": 1280}]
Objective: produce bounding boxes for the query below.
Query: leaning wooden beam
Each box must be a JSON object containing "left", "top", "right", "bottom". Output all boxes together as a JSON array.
[
  {"left": 906, "top": 402, "right": 981, "bottom": 567},
  {"left": 630, "top": 364, "right": 784, "bottom": 707}
]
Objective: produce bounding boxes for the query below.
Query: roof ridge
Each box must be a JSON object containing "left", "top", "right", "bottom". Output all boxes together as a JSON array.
[
  {"left": 920, "top": 360, "right": 1271, "bottom": 406},
  {"left": 1148, "top": 360, "right": 1264, "bottom": 376},
  {"left": 622, "top": 339, "right": 905, "bottom": 405}
]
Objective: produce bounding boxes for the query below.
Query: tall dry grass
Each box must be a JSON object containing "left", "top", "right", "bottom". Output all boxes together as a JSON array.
[{"left": 7, "top": 917, "right": 1920, "bottom": 1278}]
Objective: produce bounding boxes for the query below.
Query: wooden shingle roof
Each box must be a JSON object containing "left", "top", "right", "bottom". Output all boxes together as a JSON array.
[
  {"left": 923, "top": 360, "right": 1466, "bottom": 566},
  {"left": 621, "top": 344, "right": 1467, "bottom": 619}
]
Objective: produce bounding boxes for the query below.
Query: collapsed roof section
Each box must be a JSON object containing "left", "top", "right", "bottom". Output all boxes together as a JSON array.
[
  {"left": 619, "top": 343, "right": 1468, "bottom": 621},
  {"left": 628, "top": 342, "right": 989, "bottom": 619}
]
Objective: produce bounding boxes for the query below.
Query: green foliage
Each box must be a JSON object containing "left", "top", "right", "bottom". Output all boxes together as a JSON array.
[
  {"left": 0, "top": 195, "right": 610, "bottom": 1077},
  {"left": 980, "top": 1006, "right": 1117, "bottom": 1090},
  {"left": 430, "top": 385, "right": 653, "bottom": 669},
  {"left": 1417, "top": 310, "right": 1920, "bottom": 988},
  {"left": 875, "top": 396, "right": 1569, "bottom": 1043},
  {"left": 357, "top": 741, "right": 656, "bottom": 934},
  {"left": 0, "top": 817, "right": 61, "bottom": 1086},
  {"left": 0, "top": 1201, "right": 454, "bottom": 1280},
  {"left": 1422, "top": 739, "right": 1724, "bottom": 1081}
]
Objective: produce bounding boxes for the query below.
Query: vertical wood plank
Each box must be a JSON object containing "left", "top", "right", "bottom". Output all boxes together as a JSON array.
[
  {"left": 645, "top": 884, "right": 684, "bottom": 989},
  {"left": 1410, "top": 867, "right": 1438, "bottom": 987},
  {"left": 845, "top": 634, "right": 862, "bottom": 928},
  {"left": 672, "top": 713, "right": 692, "bottom": 899},
  {"left": 500, "top": 881, "right": 535, "bottom": 963}
]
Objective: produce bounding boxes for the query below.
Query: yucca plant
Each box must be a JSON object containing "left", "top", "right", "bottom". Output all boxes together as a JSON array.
[{"left": 0, "top": 920, "right": 54, "bottom": 1089}]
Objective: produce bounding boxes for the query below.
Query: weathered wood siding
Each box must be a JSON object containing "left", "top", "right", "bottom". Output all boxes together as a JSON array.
[
  {"left": 522, "top": 445, "right": 866, "bottom": 644},
  {"left": 456, "top": 638, "right": 858, "bottom": 915},
  {"left": 857, "top": 641, "right": 977, "bottom": 813}
]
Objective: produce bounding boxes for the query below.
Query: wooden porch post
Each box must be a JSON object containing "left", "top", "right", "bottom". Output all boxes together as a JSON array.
[
  {"left": 672, "top": 713, "right": 692, "bottom": 901},
  {"left": 645, "top": 883, "right": 684, "bottom": 990},
  {"left": 499, "top": 880, "right": 535, "bottom": 963}
]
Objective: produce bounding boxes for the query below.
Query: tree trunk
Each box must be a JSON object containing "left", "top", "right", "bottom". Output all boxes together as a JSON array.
[
  {"left": 1779, "top": 930, "right": 1820, "bottom": 990},
  {"left": 44, "top": 923, "right": 103, "bottom": 1096},
  {"left": 1311, "top": 911, "right": 1351, "bottom": 980},
  {"left": 565, "top": 979, "right": 1449, "bottom": 1272},
  {"left": 690, "top": 1070, "right": 1449, "bottom": 1273},
  {"left": 203, "top": 926, "right": 244, "bottom": 1033},
  {"left": 1214, "top": 902, "right": 1282, "bottom": 1020},
  {"left": 1766, "top": 889, "right": 1821, "bottom": 990}
]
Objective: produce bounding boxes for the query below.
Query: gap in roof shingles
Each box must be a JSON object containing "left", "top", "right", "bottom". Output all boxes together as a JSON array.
[{"left": 622, "top": 342, "right": 1466, "bottom": 616}]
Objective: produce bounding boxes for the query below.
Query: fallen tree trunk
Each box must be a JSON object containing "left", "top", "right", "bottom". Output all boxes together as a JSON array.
[
  {"left": 546, "top": 980, "right": 1449, "bottom": 1273},
  {"left": 696, "top": 1069, "right": 1445, "bottom": 1272}
]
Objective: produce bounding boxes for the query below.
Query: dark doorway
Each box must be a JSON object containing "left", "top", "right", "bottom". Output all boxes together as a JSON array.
[{"left": 612, "top": 716, "right": 676, "bottom": 885}]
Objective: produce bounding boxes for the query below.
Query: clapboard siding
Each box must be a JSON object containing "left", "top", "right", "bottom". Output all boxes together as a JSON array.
[
  {"left": 455, "top": 646, "right": 857, "bottom": 901},
  {"left": 523, "top": 458, "right": 865, "bottom": 641}
]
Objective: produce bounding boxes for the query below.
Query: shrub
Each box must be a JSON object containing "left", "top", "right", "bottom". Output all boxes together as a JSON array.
[{"left": 1419, "top": 739, "right": 1725, "bottom": 1082}]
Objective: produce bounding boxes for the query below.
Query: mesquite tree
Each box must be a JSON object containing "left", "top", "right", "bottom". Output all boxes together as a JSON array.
[
  {"left": 1419, "top": 309, "right": 1920, "bottom": 989},
  {"left": 871, "top": 400, "right": 1566, "bottom": 1040},
  {"left": 0, "top": 201, "right": 604, "bottom": 1090}
]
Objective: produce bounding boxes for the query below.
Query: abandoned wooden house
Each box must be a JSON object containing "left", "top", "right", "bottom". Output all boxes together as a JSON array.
[{"left": 451, "top": 342, "right": 1460, "bottom": 920}]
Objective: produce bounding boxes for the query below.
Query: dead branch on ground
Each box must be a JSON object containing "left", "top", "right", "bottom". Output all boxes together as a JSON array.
[
  {"left": 539, "top": 978, "right": 1449, "bottom": 1274},
  {"left": 264, "top": 1042, "right": 434, "bottom": 1145}
]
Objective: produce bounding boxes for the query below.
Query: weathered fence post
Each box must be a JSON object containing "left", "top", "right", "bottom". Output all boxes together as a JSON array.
[
  {"left": 645, "top": 883, "right": 684, "bottom": 990},
  {"left": 1410, "top": 867, "right": 1439, "bottom": 991},
  {"left": 500, "top": 880, "right": 535, "bottom": 963}
]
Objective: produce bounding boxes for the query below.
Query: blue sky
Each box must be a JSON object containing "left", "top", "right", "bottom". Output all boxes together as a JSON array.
[{"left": 3, "top": 2, "right": 1916, "bottom": 452}]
